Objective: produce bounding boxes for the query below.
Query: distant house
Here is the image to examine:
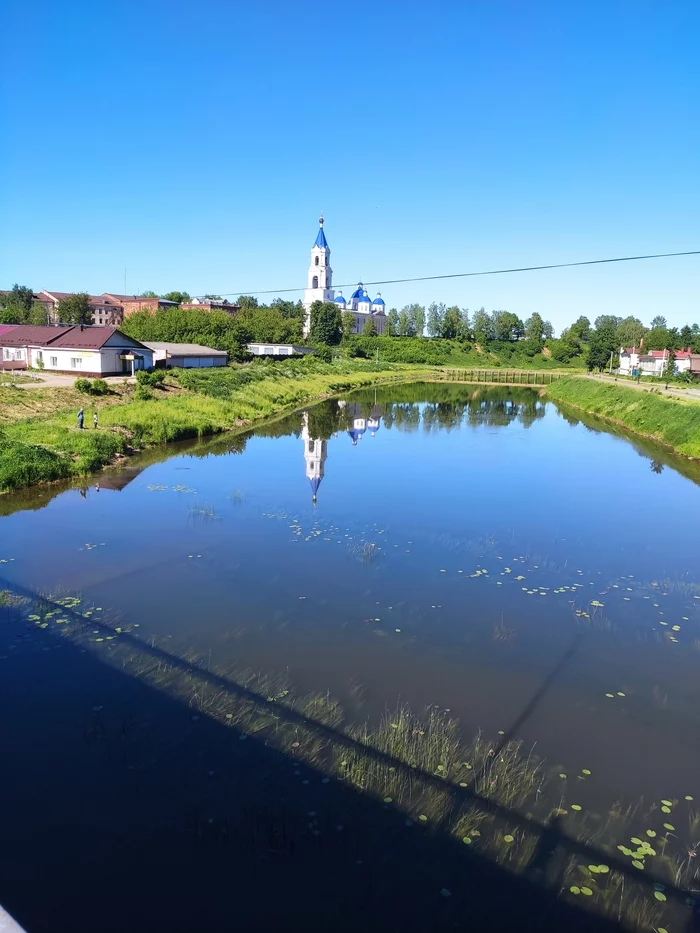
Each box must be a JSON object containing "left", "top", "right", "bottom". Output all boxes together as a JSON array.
[
  {"left": 102, "top": 294, "right": 178, "bottom": 318},
  {"left": 246, "top": 343, "right": 316, "bottom": 357},
  {"left": 690, "top": 355, "right": 700, "bottom": 379},
  {"left": 143, "top": 341, "right": 228, "bottom": 369},
  {"left": 0, "top": 325, "right": 153, "bottom": 375},
  {"left": 36, "top": 291, "right": 125, "bottom": 326},
  {"left": 619, "top": 347, "right": 692, "bottom": 377},
  {"left": 181, "top": 298, "right": 241, "bottom": 316}
]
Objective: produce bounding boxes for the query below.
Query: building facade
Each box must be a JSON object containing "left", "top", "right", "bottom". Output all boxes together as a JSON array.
[{"left": 302, "top": 218, "right": 387, "bottom": 337}]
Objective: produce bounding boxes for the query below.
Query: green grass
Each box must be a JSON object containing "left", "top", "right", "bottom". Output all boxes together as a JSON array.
[
  {"left": 546, "top": 377, "right": 700, "bottom": 457},
  {"left": 0, "top": 358, "right": 429, "bottom": 492}
]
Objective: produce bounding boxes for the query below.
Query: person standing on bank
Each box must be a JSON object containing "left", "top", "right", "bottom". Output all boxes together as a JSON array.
[
  {"left": 93, "top": 411, "right": 98, "bottom": 429},
  {"left": 77, "top": 408, "right": 84, "bottom": 430}
]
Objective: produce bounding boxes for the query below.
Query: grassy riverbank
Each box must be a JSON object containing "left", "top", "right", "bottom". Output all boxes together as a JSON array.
[
  {"left": 0, "top": 358, "right": 430, "bottom": 492},
  {"left": 546, "top": 376, "right": 700, "bottom": 458}
]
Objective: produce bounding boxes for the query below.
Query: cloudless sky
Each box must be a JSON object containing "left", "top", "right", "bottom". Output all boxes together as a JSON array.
[{"left": 2, "top": 0, "right": 699, "bottom": 332}]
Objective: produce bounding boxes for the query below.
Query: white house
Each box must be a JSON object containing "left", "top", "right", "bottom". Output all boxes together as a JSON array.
[
  {"left": 302, "top": 218, "right": 387, "bottom": 337},
  {"left": 619, "top": 347, "right": 692, "bottom": 377},
  {"left": 0, "top": 325, "right": 153, "bottom": 375},
  {"left": 247, "top": 343, "right": 316, "bottom": 357},
  {"left": 143, "top": 341, "right": 228, "bottom": 368}
]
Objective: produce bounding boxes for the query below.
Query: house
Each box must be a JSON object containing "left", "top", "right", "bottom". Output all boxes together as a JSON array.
[
  {"left": 181, "top": 298, "right": 241, "bottom": 316},
  {"left": 619, "top": 347, "right": 692, "bottom": 377},
  {"left": 690, "top": 355, "right": 700, "bottom": 379},
  {"left": 246, "top": 343, "right": 316, "bottom": 357},
  {"left": 143, "top": 341, "right": 228, "bottom": 368},
  {"left": 0, "top": 325, "right": 153, "bottom": 375},
  {"left": 1, "top": 326, "right": 73, "bottom": 370},
  {"left": 36, "top": 291, "right": 124, "bottom": 326},
  {"left": 101, "top": 294, "right": 178, "bottom": 318}
]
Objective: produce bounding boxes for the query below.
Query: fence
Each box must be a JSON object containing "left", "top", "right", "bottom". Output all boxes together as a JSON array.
[{"left": 442, "top": 370, "right": 562, "bottom": 385}]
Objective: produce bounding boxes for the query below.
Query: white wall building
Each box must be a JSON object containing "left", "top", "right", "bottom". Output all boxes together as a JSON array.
[{"left": 302, "top": 218, "right": 387, "bottom": 337}]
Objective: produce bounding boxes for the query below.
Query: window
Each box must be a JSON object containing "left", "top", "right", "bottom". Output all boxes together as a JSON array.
[
  {"left": 71, "top": 357, "right": 82, "bottom": 369},
  {"left": 312, "top": 276, "right": 318, "bottom": 289},
  {"left": 314, "top": 256, "right": 319, "bottom": 266},
  {"left": 36, "top": 350, "right": 43, "bottom": 361},
  {"left": 50, "top": 356, "right": 57, "bottom": 367}
]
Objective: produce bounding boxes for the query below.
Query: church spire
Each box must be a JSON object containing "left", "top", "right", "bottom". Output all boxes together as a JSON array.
[{"left": 314, "top": 215, "right": 329, "bottom": 249}]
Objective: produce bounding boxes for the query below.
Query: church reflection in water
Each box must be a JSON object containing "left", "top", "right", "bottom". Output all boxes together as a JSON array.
[
  {"left": 299, "top": 387, "right": 547, "bottom": 502},
  {"left": 301, "top": 402, "right": 383, "bottom": 502}
]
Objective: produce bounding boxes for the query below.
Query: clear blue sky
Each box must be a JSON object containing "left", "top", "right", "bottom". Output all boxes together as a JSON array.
[{"left": 2, "top": 0, "right": 698, "bottom": 332}]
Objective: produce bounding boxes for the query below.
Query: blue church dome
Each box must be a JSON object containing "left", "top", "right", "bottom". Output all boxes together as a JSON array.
[
  {"left": 372, "top": 295, "right": 385, "bottom": 306},
  {"left": 350, "top": 284, "right": 365, "bottom": 300},
  {"left": 333, "top": 294, "right": 346, "bottom": 306}
]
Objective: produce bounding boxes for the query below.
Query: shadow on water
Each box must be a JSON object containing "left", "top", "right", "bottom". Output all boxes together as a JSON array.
[{"left": 1, "top": 580, "right": 696, "bottom": 933}]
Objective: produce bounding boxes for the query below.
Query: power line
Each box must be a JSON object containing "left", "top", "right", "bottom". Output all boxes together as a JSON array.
[{"left": 195, "top": 249, "right": 700, "bottom": 300}]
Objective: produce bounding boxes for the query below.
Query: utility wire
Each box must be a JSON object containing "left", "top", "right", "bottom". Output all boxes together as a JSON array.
[{"left": 195, "top": 249, "right": 700, "bottom": 300}]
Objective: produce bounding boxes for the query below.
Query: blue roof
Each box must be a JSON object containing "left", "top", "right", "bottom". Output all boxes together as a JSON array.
[
  {"left": 371, "top": 296, "right": 385, "bottom": 305},
  {"left": 310, "top": 476, "right": 322, "bottom": 498},
  {"left": 314, "top": 226, "right": 328, "bottom": 249},
  {"left": 357, "top": 293, "right": 371, "bottom": 303},
  {"left": 350, "top": 284, "right": 364, "bottom": 299},
  {"left": 333, "top": 295, "right": 346, "bottom": 305}
]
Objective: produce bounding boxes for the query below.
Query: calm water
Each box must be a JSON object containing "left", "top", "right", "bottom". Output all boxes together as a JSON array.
[{"left": 1, "top": 383, "right": 699, "bottom": 931}]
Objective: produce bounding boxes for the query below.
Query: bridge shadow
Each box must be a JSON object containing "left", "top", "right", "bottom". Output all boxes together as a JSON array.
[{"left": 0, "top": 583, "right": 686, "bottom": 933}]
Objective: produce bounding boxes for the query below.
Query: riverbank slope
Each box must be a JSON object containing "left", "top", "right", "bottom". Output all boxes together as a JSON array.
[
  {"left": 0, "top": 359, "right": 431, "bottom": 492},
  {"left": 546, "top": 376, "right": 700, "bottom": 458}
]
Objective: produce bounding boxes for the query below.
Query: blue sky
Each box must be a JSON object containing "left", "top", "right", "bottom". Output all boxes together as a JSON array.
[{"left": 2, "top": 0, "right": 698, "bottom": 332}]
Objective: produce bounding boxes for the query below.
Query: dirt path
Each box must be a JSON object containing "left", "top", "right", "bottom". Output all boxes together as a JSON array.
[
  {"left": 0, "top": 372, "right": 134, "bottom": 389},
  {"left": 584, "top": 372, "right": 700, "bottom": 402}
]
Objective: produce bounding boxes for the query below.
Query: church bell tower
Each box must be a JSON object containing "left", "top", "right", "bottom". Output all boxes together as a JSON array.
[{"left": 303, "top": 216, "right": 335, "bottom": 336}]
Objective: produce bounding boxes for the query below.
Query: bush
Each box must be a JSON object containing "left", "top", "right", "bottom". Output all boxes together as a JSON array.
[
  {"left": 90, "top": 378, "right": 110, "bottom": 395},
  {"left": 134, "top": 385, "right": 154, "bottom": 401},
  {"left": 136, "top": 370, "right": 166, "bottom": 388},
  {"left": 74, "top": 378, "right": 92, "bottom": 394}
]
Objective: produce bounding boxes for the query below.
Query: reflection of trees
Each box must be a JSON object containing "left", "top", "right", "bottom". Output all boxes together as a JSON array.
[
  {"left": 650, "top": 460, "right": 664, "bottom": 474},
  {"left": 378, "top": 390, "right": 546, "bottom": 433}
]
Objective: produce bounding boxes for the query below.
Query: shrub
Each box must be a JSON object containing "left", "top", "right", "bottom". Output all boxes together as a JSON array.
[
  {"left": 90, "top": 378, "right": 110, "bottom": 395},
  {"left": 134, "top": 385, "right": 154, "bottom": 401},
  {"left": 74, "top": 378, "right": 92, "bottom": 394},
  {"left": 136, "top": 370, "right": 165, "bottom": 388}
]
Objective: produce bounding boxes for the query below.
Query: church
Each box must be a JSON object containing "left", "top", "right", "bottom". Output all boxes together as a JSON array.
[{"left": 302, "top": 218, "right": 387, "bottom": 337}]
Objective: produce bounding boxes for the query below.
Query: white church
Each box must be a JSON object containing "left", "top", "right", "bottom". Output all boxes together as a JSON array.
[{"left": 302, "top": 217, "right": 387, "bottom": 337}]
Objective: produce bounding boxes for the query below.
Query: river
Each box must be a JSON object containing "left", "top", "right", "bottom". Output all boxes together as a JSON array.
[{"left": 0, "top": 383, "right": 698, "bottom": 932}]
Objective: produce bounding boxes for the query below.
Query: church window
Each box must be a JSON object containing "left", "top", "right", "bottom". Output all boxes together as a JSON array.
[
  {"left": 314, "top": 256, "right": 319, "bottom": 266},
  {"left": 312, "top": 276, "right": 318, "bottom": 288}
]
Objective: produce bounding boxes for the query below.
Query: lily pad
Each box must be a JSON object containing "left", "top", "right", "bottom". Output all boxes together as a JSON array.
[
  {"left": 570, "top": 804, "right": 582, "bottom": 811},
  {"left": 632, "top": 860, "right": 644, "bottom": 870},
  {"left": 661, "top": 806, "right": 671, "bottom": 814},
  {"left": 503, "top": 834, "right": 514, "bottom": 843},
  {"left": 654, "top": 891, "right": 667, "bottom": 902},
  {"left": 581, "top": 769, "right": 591, "bottom": 775},
  {"left": 646, "top": 830, "right": 656, "bottom": 838},
  {"left": 663, "top": 823, "right": 675, "bottom": 831},
  {"left": 580, "top": 887, "right": 593, "bottom": 896},
  {"left": 569, "top": 886, "right": 581, "bottom": 895}
]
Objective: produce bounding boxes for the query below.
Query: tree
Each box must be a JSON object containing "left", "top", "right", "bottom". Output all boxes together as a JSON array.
[
  {"left": 525, "top": 312, "right": 545, "bottom": 344},
  {"left": 472, "top": 307, "right": 493, "bottom": 345},
  {"left": 341, "top": 311, "right": 356, "bottom": 339},
  {"left": 460, "top": 308, "right": 471, "bottom": 339},
  {"left": 363, "top": 315, "right": 378, "bottom": 337},
  {"left": 616, "top": 316, "right": 645, "bottom": 349},
  {"left": 492, "top": 310, "right": 524, "bottom": 342},
  {"left": 162, "top": 291, "right": 191, "bottom": 304},
  {"left": 237, "top": 296, "right": 259, "bottom": 311},
  {"left": 203, "top": 294, "right": 223, "bottom": 301},
  {"left": 397, "top": 308, "right": 416, "bottom": 337},
  {"left": 0, "top": 284, "right": 35, "bottom": 323},
  {"left": 586, "top": 320, "right": 618, "bottom": 371},
  {"left": 139, "top": 290, "right": 159, "bottom": 298},
  {"left": 408, "top": 304, "right": 425, "bottom": 337},
  {"left": 664, "top": 348, "right": 676, "bottom": 379},
  {"left": 57, "top": 292, "right": 91, "bottom": 325},
  {"left": 650, "top": 315, "right": 667, "bottom": 330},
  {"left": 309, "top": 301, "right": 342, "bottom": 346},
  {"left": 426, "top": 302, "right": 443, "bottom": 338},
  {"left": 28, "top": 301, "right": 49, "bottom": 325},
  {"left": 441, "top": 305, "right": 464, "bottom": 339},
  {"left": 680, "top": 324, "right": 693, "bottom": 347},
  {"left": 569, "top": 316, "right": 591, "bottom": 342},
  {"left": 385, "top": 308, "right": 399, "bottom": 336}
]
